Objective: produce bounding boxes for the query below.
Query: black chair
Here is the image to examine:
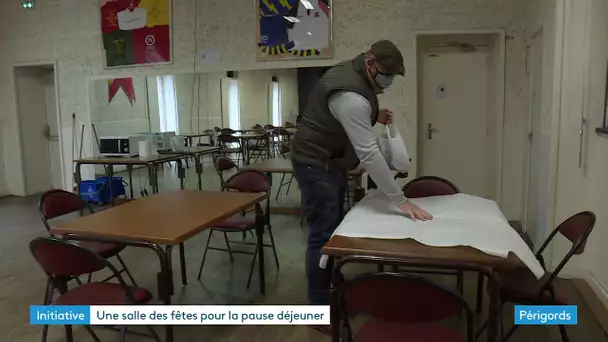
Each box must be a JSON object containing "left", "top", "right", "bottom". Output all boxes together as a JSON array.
[
  {"left": 213, "top": 154, "right": 239, "bottom": 189},
  {"left": 217, "top": 133, "right": 242, "bottom": 164},
  {"left": 247, "top": 132, "right": 271, "bottom": 164},
  {"left": 196, "top": 170, "right": 280, "bottom": 291},
  {"left": 335, "top": 258, "right": 473, "bottom": 342}
]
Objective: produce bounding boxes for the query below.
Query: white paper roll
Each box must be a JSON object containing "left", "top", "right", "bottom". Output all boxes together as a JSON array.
[{"left": 139, "top": 140, "right": 152, "bottom": 157}]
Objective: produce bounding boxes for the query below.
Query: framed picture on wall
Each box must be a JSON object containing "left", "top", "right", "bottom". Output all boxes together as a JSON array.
[
  {"left": 99, "top": 0, "right": 173, "bottom": 68},
  {"left": 255, "top": 0, "right": 333, "bottom": 62}
]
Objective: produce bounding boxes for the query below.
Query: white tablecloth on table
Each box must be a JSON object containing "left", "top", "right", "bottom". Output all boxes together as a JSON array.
[{"left": 320, "top": 190, "right": 545, "bottom": 279}]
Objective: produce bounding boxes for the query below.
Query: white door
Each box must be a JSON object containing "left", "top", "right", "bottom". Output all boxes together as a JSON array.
[
  {"left": 15, "top": 66, "right": 52, "bottom": 194},
  {"left": 420, "top": 51, "right": 492, "bottom": 198},
  {"left": 44, "top": 70, "right": 63, "bottom": 189},
  {"left": 525, "top": 32, "right": 546, "bottom": 249}
]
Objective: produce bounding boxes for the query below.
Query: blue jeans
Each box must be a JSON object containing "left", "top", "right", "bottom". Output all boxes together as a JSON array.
[{"left": 292, "top": 160, "right": 346, "bottom": 305}]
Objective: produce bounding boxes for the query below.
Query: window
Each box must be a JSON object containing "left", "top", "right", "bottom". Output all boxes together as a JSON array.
[
  {"left": 157, "top": 75, "right": 178, "bottom": 134},
  {"left": 271, "top": 80, "right": 281, "bottom": 127},
  {"left": 227, "top": 78, "right": 241, "bottom": 130}
]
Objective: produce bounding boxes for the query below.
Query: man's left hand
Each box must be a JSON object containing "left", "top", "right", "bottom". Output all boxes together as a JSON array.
[{"left": 377, "top": 109, "right": 393, "bottom": 125}]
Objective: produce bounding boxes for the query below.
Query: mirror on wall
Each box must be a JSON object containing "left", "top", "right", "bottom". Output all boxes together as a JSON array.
[{"left": 87, "top": 66, "right": 330, "bottom": 156}]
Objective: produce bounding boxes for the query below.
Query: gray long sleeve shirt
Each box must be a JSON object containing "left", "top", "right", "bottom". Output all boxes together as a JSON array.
[{"left": 328, "top": 91, "right": 408, "bottom": 206}]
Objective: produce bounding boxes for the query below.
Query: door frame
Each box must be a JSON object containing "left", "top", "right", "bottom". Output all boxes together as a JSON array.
[
  {"left": 11, "top": 60, "right": 66, "bottom": 193},
  {"left": 522, "top": 27, "right": 544, "bottom": 237},
  {"left": 413, "top": 29, "right": 506, "bottom": 205}
]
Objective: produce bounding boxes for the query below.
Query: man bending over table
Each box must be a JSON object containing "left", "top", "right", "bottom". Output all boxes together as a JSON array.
[{"left": 290, "top": 40, "right": 433, "bottom": 317}]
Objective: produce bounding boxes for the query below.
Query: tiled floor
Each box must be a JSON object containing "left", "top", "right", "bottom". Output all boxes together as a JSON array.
[{"left": 1, "top": 156, "right": 607, "bottom": 341}]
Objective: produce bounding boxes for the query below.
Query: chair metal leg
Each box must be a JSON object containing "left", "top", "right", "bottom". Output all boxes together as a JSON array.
[
  {"left": 223, "top": 232, "right": 234, "bottom": 261},
  {"left": 275, "top": 174, "right": 286, "bottom": 201},
  {"left": 119, "top": 326, "right": 127, "bottom": 342},
  {"left": 87, "top": 273, "right": 92, "bottom": 283},
  {"left": 475, "top": 319, "right": 489, "bottom": 340},
  {"left": 246, "top": 243, "right": 260, "bottom": 289},
  {"left": 502, "top": 325, "right": 518, "bottom": 342},
  {"left": 457, "top": 271, "right": 464, "bottom": 296},
  {"left": 74, "top": 277, "right": 82, "bottom": 285},
  {"left": 476, "top": 272, "right": 484, "bottom": 313},
  {"left": 116, "top": 254, "right": 138, "bottom": 286},
  {"left": 197, "top": 230, "right": 214, "bottom": 280},
  {"left": 65, "top": 325, "right": 74, "bottom": 342},
  {"left": 558, "top": 325, "right": 569, "bottom": 342},
  {"left": 41, "top": 325, "right": 48, "bottom": 342},
  {"left": 84, "top": 326, "right": 101, "bottom": 342},
  {"left": 378, "top": 264, "right": 384, "bottom": 272},
  {"left": 285, "top": 175, "right": 293, "bottom": 195},
  {"left": 266, "top": 225, "right": 280, "bottom": 269},
  {"left": 147, "top": 326, "right": 162, "bottom": 342}
]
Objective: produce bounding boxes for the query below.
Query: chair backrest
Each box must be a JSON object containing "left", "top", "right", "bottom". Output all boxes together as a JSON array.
[
  {"left": 402, "top": 176, "right": 459, "bottom": 198},
  {"left": 537, "top": 211, "right": 595, "bottom": 273},
  {"left": 223, "top": 169, "right": 268, "bottom": 193},
  {"left": 340, "top": 272, "right": 472, "bottom": 341},
  {"left": 39, "top": 190, "right": 91, "bottom": 232},
  {"left": 214, "top": 155, "right": 239, "bottom": 187},
  {"left": 279, "top": 143, "right": 291, "bottom": 157},
  {"left": 252, "top": 124, "right": 262, "bottom": 129},
  {"left": 203, "top": 129, "right": 214, "bottom": 134},
  {"left": 214, "top": 126, "right": 222, "bottom": 132},
  {"left": 221, "top": 128, "right": 236, "bottom": 135},
  {"left": 218, "top": 133, "right": 239, "bottom": 144},
  {"left": 30, "top": 236, "right": 132, "bottom": 297},
  {"left": 263, "top": 124, "right": 275, "bottom": 130},
  {"left": 284, "top": 121, "right": 295, "bottom": 128},
  {"left": 30, "top": 236, "right": 107, "bottom": 278},
  {"left": 252, "top": 132, "right": 271, "bottom": 146}
]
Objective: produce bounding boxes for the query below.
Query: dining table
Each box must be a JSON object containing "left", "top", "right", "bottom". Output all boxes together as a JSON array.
[
  {"left": 51, "top": 189, "right": 268, "bottom": 342},
  {"left": 322, "top": 191, "right": 544, "bottom": 342}
]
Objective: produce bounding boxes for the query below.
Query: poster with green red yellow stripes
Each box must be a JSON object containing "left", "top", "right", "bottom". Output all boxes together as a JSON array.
[
  {"left": 100, "top": 0, "right": 172, "bottom": 68},
  {"left": 256, "top": 0, "right": 332, "bottom": 61}
]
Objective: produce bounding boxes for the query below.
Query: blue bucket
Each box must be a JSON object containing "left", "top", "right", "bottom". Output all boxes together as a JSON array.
[{"left": 79, "top": 177, "right": 126, "bottom": 204}]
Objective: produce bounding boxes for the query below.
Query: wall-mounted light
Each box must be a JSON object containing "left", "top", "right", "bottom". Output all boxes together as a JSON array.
[{"left": 21, "top": 0, "right": 35, "bottom": 9}]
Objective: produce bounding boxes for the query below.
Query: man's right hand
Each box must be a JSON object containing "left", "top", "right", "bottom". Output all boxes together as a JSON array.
[{"left": 400, "top": 201, "right": 433, "bottom": 221}]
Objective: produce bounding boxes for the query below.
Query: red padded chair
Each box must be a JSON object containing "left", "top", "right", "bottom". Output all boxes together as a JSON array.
[
  {"left": 337, "top": 271, "right": 473, "bottom": 342},
  {"left": 38, "top": 190, "right": 137, "bottom": 286},
  {"left": 477, "top": 211, "right": 595, "bottom": 342},
  {"left": 196, "top": 170, "right": 279, "bottom": 291},
  {"left": 30, "top": 236, "right": 159, "bottom": 342}
]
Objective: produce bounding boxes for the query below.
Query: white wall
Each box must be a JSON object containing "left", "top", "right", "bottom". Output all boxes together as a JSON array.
[
  {"left": 549, "top": 0, "right": 608, "bottom": 306},
  {"left": 0, "top": 0, "right": 529, "bottom": 220},
  {"left": 89, "top": 76, "right": 153, "bottom": 139}
]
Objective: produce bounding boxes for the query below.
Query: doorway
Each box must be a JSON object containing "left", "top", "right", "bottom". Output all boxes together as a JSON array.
[
  {"left": 523, "top": 30, "right": 548, "bottom": 250},
  {"left": 13, "top": 63, "right": 64, "bottom": 195},
  {"left": 416, "top": 32, "right": 505, "bottom": 201}
]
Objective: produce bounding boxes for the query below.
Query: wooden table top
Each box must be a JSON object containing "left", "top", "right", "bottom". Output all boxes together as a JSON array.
[
  {"left": 323, "top": 235, "right": 519, "bottom": 270},
  {"left": 51, "top": 189, "right": 266, "bottom": 245},
  {"left": 245, "top": 158, "right": 293, "bottom": 173},
  {"left": 233, "top": 132, "right": 267, "bottom": 139},
  {"left": 179, "top": 132, "right": 213, "bottom": 138},
  {"left": 245, "top": 158, "right": 366, "bottom": 176},
  {"left": 159, "top": 147, "right": 219, "bottom": 155},
  {"left": 75, "top": 154, "right": 184, "bottom": 165}
]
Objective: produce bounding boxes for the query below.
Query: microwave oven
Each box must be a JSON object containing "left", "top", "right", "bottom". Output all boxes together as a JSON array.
[{"left": 99, "top": 136, "right": 145, "bottom": 157}]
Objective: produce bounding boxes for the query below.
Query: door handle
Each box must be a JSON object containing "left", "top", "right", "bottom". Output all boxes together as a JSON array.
[{"left": 427, "top": 123, "right": 438, "bottom": 140}]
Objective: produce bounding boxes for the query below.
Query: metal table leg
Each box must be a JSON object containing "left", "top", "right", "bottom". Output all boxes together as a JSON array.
[
  {"left": 179, "top": 242, "right": 187, "bottom": 286},
  {"left": 107, "top": 165, "right": 115, "bottom": 205},
  {"left": 195, "top": 154, "right": 203, "bottom": 190},
  {"left": 148, "top": 165, "right": 157, "bottom": 194},
  {"left": 74, "top": 163, "right": 82, "bottom": 194},
  {"left": 177, "top": 159, "right": 185, "bottom": 190},
  {"left": 127, "top": 165, "right": 134, "bottom": 199},
  {"left": 255, "top": 203, "right": 266, "bottom": 294},
  {"left": 486, "top": 272, "right": 499, "bottom": 342},
  {"left": 265, "top": 172, "right": 272, "bottom": 228}
]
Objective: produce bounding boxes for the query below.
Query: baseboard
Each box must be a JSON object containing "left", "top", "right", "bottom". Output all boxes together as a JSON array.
[{"left": 561, "top": 267, "right": 608, "bottom": 334}]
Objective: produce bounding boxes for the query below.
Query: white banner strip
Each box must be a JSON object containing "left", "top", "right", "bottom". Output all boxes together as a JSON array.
[{"left": 89, "top": 305, "right": 330, "bottom": 325}]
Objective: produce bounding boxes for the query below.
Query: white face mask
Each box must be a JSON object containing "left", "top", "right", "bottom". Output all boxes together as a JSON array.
[{"left": 374, "top": 72, "right": 394, "bottom": 89}]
